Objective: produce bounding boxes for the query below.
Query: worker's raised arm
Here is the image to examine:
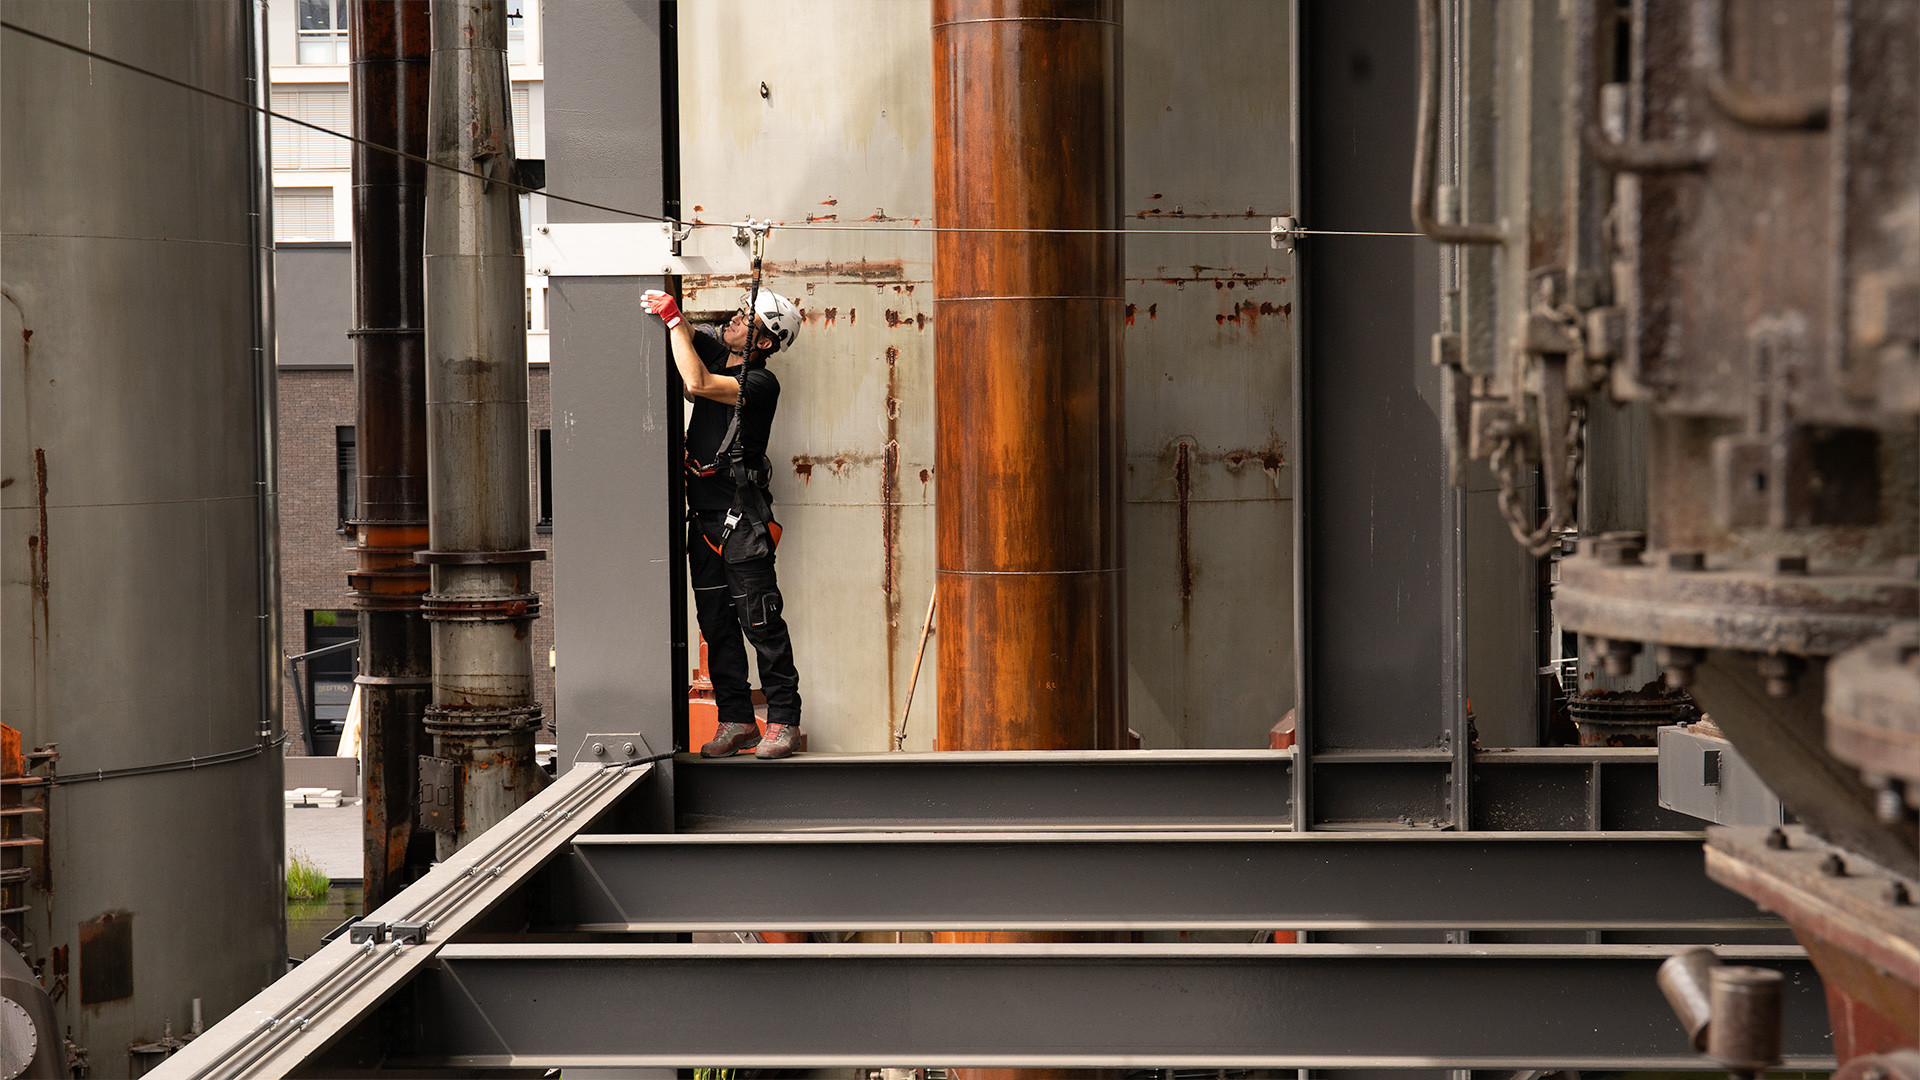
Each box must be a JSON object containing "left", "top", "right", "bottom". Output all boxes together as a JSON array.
[{"left": 643, "top": 290, "right": 740, "bottom": 404}]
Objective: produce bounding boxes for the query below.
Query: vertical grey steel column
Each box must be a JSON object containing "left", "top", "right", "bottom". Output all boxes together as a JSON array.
[
  {"left": 1297, "top": 0, "right": 1455, "bottom": 826},
  {"left": 543, "top": 0, "right": 678, "bottom": 829},
  {"left": 422, "top": 0, "right": 547, "bottom": 856},
  {"left": 349, "top": 0, "right": 436, "bottom": 905}
]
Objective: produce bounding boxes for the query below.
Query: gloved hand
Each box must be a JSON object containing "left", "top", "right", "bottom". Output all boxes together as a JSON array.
[{"left": 642, "top": 289, "right": 683, "bottom": 329}]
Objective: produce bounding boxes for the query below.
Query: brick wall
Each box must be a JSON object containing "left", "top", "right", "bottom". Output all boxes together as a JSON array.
[{"left": 278, "top": 366, "right": 557, "bottom": 753}]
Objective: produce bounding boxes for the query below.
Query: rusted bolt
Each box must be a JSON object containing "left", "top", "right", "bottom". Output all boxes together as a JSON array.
[
  {"left": 1667, "top": 551, "right": 1706, "bottom": 571},
  {"left": 1657, "top": 644, "right": 1706, "bottom": 688},
  {"left": 1764, "top": 827, "right": 1789, "bottom": 850},
  {"left": 1772, "top": 554, "right": 1809, "bottom": 575},
  {"left": 1756, "top": 653, "right": 1804, "bottom": 698},
  {"left": 1885, "top": 881, "right": 1913, "bottom": 906},
  {"left": 1592, "top": 531, "right": 1647, "bottom": 566},
  {"left": 1601, "top": 637, "right": 1643, "bottom": 677},
  {"left": 1820, "top": 853, "right": 1847, "bottom": 877}
]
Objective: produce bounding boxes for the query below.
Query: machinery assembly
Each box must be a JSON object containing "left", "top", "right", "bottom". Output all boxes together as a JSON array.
[{"left": 0, "top": 0, "right": 1915, "bottom": 1077}]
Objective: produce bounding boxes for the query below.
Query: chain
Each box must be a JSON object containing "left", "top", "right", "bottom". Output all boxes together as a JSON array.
[{"left": 1491, "top": 401, "right": 1584, "bottom": 558}]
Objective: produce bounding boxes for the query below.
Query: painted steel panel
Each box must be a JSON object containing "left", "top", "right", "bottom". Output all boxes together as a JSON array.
[{"left": 1, "top": 0, "right": 285, "bottom": 1061}]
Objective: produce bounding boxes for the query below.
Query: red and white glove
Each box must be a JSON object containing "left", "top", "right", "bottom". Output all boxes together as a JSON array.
[{"left": 642, "top": 289, "right": 683, "bottom": 329}]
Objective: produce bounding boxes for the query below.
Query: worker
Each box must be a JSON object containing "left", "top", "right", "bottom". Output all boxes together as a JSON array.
[{"left": 643, "top": 286, "right": 806, "bottom": 759}]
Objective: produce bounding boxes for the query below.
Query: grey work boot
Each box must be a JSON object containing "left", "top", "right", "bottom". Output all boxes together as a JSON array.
[
  {"left": 754, "top": 722, "right": 799, "bottom": 760},
  {"left": 700, "top": 721, "right": 761, "bottom": 758}
]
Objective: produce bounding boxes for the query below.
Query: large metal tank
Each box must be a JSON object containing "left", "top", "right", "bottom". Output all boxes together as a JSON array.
[{"left": 1, "top": 1, "right": 285, "bottom": 1071}]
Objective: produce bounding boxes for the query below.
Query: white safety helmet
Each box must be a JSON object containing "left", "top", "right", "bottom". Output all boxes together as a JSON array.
[{"left": 745, "top": 289, "right": 802, "bottom": 354}]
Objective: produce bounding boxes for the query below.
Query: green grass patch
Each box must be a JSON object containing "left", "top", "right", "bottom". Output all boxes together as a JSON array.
[{"left": 287, "top": 848, "right": 331, "bottom": 901}]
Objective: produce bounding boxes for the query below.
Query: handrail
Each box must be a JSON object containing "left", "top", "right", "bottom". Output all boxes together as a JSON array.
[{"left": 1411, "top": 0, "right": 1503, "bottom": 245}]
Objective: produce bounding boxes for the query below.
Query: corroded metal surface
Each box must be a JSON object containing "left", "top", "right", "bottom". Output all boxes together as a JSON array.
[
  {"left": 1825, "top": 621, "right": 1920, "bottom": 792},
  {"left": 422, "top": 0, "right": 546, "bottom": 855},
  {"left": 932, "top": 0, "right": 1126, "bottom": 752},
  {"left": 349, "top": 0, "right": 436, "bottom": 908},
  {"left": 1706, "top": 825, "right": 1919, "bottom": 1042}
]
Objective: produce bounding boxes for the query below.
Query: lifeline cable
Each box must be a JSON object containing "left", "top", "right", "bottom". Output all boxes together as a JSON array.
[{"left": 2, "top": 19, "right": 1426, "bottom": 243}]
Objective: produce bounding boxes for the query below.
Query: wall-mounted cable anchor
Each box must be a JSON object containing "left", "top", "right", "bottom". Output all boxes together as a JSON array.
[{"left": 1271, "top": 215, "right": 1301, "bottom": 253}]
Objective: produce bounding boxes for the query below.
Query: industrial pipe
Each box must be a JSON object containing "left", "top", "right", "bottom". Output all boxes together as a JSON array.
[
  {"left": 350, "top": 0, "right": 436, "bottom": 904},
  {"left": 422, "top": 0, "right": 547, "bottom": 857},
  {"left": 931, "top": 0, "right": 1126, "bottom": 754}
]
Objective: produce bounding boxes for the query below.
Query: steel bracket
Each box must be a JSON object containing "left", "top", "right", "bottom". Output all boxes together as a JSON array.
[{"left": 576, "top": 733, "right": 660, "bottom": 766}]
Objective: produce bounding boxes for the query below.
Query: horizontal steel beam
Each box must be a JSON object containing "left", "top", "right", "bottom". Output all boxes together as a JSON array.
[
  {"left": 675, "top": 750, "right": 1294, "bottom": 831},
  {"left": 552, "top": 830, "right": 1774, "bottom": 931},
  {"left": 411, "top": 943, "right": 1832, "bottom": 1069}
]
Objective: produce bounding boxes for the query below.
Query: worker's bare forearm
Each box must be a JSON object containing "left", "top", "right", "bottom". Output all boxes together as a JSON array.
[{"left": 667, "top": 323, "right": 739, "bottom": 403}]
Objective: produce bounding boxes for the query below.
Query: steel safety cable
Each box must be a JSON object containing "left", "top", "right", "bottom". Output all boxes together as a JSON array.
[{"left": 2, "top": 20, "right": 1425, "bottom": 244}]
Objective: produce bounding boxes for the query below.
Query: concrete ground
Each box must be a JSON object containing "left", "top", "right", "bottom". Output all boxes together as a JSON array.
[{"left": 285, "top": 801, "right": 363, "bottom": 882}]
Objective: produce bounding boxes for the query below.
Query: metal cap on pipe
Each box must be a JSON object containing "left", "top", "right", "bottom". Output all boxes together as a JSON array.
[
  {"left": 1706, "top": 965, "right": 1785, "bottom": 1074},
  {"left": 1656, "top": 947, "right": 1719, "bottom": 1052}
]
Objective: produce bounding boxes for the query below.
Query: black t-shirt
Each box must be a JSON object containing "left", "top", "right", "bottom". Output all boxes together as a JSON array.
[{"left": 685, "top": 328, "right": 781, "bottom": 513}]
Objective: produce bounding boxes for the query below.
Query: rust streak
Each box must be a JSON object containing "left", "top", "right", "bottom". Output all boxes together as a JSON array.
[
  {"left": 1175, "top": 441, "right": 1193, "bottom": 605},
  {"left": 1124, "top": 303, "right": 1136, "bottom": 327},
  {"left": 882, "top": 345, "right": 903, "bottom": 730},
  {"left": 1148, "top": 303, "right": 1157, "bottom": 321},
  {"left": 793, "top": 459, "right": 814, "bottom": 484}
]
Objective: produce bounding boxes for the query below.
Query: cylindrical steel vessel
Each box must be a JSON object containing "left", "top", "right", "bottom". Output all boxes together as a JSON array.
[
  {"left": 1, "top": 0, "right": 284, "bottom": 1065},
  {"left": 423, "top": 0, "right": 547, "bottom": 857},
  {"left": 932, "top": 0, "right": 1127, "bottom": 752},
  {"left": 349, "top": 0, "right": 437, "bottom": 905}
]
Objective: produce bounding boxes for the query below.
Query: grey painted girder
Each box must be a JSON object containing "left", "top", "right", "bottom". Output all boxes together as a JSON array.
[
  {"left": 676, "top": 750, "right": 1294, "bottom": 831},
  {"left": 556, "top": 830, "right": 1777, "bottom": 931},
  {"left": 411, "top": 942, "right": 1831, "bottom": 1070}
]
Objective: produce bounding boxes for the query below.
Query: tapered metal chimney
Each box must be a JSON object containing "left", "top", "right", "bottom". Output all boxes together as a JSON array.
[{"left": 421, "top": 0, "right": 547, "bottom": 855}]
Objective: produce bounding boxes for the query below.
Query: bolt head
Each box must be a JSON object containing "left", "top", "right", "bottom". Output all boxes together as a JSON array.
[
  {"left": 592, "top": 742, "right": 606, "bottom": 757},
  {"left": 1884, "top": 881, "right": 1913, "bottom": 906},
  {"left": 1820, "top": 852, "right": 1848, "bottom": 877},
  {"left": 1765, "top": 827, "right": 1790, "bottom": 850},
  {"left": 622, "top": 741, "right": 637, "bottom": 757}
]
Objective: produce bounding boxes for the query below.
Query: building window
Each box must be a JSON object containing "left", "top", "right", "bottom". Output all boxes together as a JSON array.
[
  {"left": 537, "top": 428, "right": 553, "bottom": 531},
  {"left": 507, "top": 1, "right": 527, "bottom": 66},
  {"left": 512, "top": 84, "right": 532, "bottom": 155},
  {"left": 274, "top": 187, "right": 336, "bottom": 242},
  {"left": 271, "top": 88, "right": 351, "bottom": 170},
  {"left": 336, "top": 426, "right": 357, "bottom": 532},
  {"left": 297, "top": 0, "right": 350, "bottom": 64}
]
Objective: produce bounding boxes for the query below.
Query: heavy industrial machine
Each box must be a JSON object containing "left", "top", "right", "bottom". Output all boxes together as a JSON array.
[{"left": 1421, "top": 0, "right": 1919, "bottom": 1071}]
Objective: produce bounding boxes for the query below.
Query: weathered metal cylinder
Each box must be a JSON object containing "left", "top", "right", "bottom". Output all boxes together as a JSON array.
[
  {"left": 349, "top": 0, "right": 435, "bottom": 905},
  {"left": 2, "top": 0, "right": 284, "bottom": 1060},
  {"left": 1707, "top": 965, "right": 1785, "bottom": 1074},
  {"left": 931, "top": 0, "right": 1126, "bottom": 752},
  {"left": 423, "top": 0, "right": 545, "bottom": 856}
]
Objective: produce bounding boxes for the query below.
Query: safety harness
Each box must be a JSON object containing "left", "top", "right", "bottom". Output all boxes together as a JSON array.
[{"left": 696, "top": 224, "right": 780, "bottom": 556}]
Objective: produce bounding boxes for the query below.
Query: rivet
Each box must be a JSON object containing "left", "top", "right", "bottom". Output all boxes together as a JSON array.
[
  {"left": 1884, "top": 881, "right": 1912, "bottom": 906},
  {"left": 1820, "top": 853, "right": 1847, "bottom": 877},
  {"left": 1764, "top": 827, "right": 1789, "bottom": 850}
]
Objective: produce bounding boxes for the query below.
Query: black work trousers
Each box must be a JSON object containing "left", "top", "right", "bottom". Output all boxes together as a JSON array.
[{"left": 688, "top": 515, "right": 802, "bottom": 729}]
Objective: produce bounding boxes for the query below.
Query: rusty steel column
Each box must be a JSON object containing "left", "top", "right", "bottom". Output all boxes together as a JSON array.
[
  {"left": 422, "top": 0, "right": 546, "bottom": 858},
  {"left": 349, "top": 0, "right": 435, "bottom": 907},
  {"left": 932, "top": 0, "right": 1126, "bottom": 754}
]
